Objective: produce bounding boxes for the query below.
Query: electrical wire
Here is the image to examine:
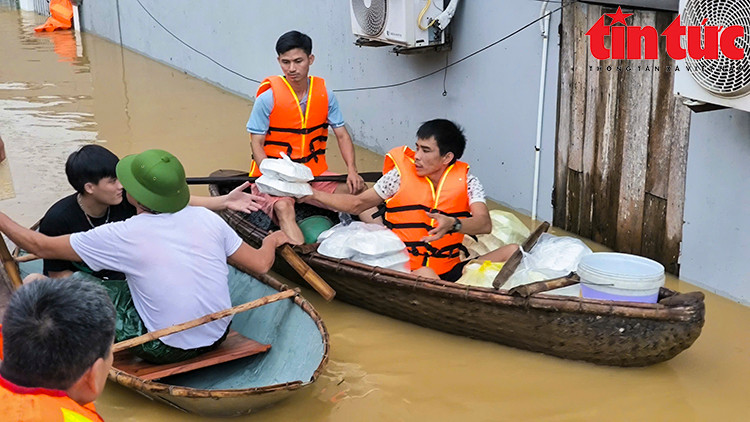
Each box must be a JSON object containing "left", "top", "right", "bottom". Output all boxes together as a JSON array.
[
  {"left": 134, "top": 0, "right": 261, "bottom": 83},
  {"left": 133, "top": 0, "right": 572, "bottom": 93},
  {"left": 417, "top": 0, "right": 436, "bottom": 30}
]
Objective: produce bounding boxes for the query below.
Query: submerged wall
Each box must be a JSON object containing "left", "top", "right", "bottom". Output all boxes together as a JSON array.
[{"left": 78, "top": 0, "right": 561, "bottom": 221}]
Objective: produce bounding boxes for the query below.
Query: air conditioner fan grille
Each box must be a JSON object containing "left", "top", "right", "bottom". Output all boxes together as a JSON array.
[
  {"left": 682, "top": 0, "right": 750, "bottom": 98},
  {"left": 351, "top": 0, "right": 388, "bottom": 37}
]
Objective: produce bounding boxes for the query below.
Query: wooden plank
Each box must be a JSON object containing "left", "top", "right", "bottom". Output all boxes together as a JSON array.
[
  {"left": 615, "top": 11, "right": 652, "bottom": 254},
  {"left": 566, "top": 169, "right": 582, "bottom": 234},
  {"left": 641, "top": 193, "right": 667, "bottom": 262},
  {"left": 492, "top": 222, "right": 550, "bottom": 289},
  {"left": 664, "top": 93, "right": 691, "bottom": 275},
  {"left": 568, "top": 2, "right": 588, "bottom": 173},
  {"left": 590, "top": 15, "right": 622, "bottom": 247},
  {"left": 645, "top": 11, "right": 675, "bottom": 199},
  {"left": 112, "top": 331, "right": 270, "bottom": 381},
  {"left": 553, "top": 2, "right": 577, "bottom": 227},
  {"left": 579, "top": 4, "right": 602, "bottom": 239}
]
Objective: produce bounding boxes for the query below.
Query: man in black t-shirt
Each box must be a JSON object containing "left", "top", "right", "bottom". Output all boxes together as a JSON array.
[{"left": 40, "top": 145, "right": 134, "bottom": 279}]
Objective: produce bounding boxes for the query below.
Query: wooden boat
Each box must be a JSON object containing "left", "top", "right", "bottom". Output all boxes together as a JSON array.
[
  {"left": 208, "top": 171, "right": 705, "bottom": 367},
  {"left": 9, "top": 257, "right": 330, "bottom": 417}
]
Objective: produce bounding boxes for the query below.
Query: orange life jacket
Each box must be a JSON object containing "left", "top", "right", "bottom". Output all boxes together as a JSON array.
[
  {"left": 249, "top": 75, "right": 329, "bottom": 177},
  {"left": 34, "top": 0, "right": 74, "bottom": 32},
  {"left": 0, "top": 331, "right": 105, "bottom": 422},
  {"left": 381, "top": 146, "right": 472, "bottom": 275}
]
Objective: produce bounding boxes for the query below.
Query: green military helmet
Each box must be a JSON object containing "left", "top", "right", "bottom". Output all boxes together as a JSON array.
[
  {"left": 298, "top": 215, "right": 334, "bottom": 244},
  {"left": 116, "top": 149, "right": 190, "bottom": 213}
]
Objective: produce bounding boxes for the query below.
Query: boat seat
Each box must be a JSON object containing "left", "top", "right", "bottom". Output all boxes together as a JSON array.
[{"left": 113, "top": 330, "right": 270, "bottom": 381}]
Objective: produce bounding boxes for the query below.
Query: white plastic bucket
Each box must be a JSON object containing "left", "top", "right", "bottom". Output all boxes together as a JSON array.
[{"left": 577, "top": 252, "right": 665, "bottom": 303}]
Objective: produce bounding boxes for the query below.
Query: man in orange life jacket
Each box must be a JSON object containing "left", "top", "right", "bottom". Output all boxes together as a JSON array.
[
  {"left": 0, "top": 278, "right": 116, "bottom": 421},
  {"left": 301, "top": 119, "right": 519, "bottom": 281},
  {"left": 247, "top": 30, "right": 365, "bottom": 244}
]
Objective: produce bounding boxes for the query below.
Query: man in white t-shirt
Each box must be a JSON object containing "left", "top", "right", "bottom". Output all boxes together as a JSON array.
[
  {"left": 301, "top": 119, "right": 518, "bottom": 282},
  {"left": 0, "top": 149, "right": 293, "bottom": 363}
]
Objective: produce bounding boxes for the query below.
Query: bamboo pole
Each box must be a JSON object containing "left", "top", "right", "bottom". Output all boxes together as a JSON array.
[
  {"left": 112, "top": 289, "right": 297, "bottom": 353},
  {"left": 279, "top": 245, "right": 336, "bottom": 301},
  {"left": 0, "top": 238, "right": 23, "bottom": 290},
  {"left": 509, "top": 273, "right": 580, "bottom": 298},
  {"left": 186, "top": 171, "right": 382, "bottom": 185}
]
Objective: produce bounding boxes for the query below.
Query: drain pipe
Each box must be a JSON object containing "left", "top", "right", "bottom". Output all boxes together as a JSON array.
[{"left": 531, "top": 1, "right": 551, "bottom": 222}]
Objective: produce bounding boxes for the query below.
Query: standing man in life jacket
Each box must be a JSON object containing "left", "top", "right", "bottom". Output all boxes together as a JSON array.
[
  {"left": 0, "top": 278, "right": 116, "bottom": 421},
  {"left": 300, "top": 119, "right": 519, "bottom": 281},
  {"left": 247, "top": 30, "right": 365, "bottom": 244}
]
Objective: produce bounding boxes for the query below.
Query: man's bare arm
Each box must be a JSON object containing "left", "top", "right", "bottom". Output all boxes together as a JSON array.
[
  {"left": 227, "top": 232, "right": 294, "bottom": 274},
  {"left": 250, "top": 133, "right": 268, "bottom": 169},
  {"left": 0, "top": 213, "right": 80, "bottom": 261},
  {"left": 302, "top": 187, "right": 383, "bottom": 215},
  {"left": 331, "top": 126, "right": 365, "bottom": 193}
]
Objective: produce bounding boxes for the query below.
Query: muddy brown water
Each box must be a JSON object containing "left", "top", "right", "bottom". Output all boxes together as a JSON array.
[{"left": 1, "top": 7, "right": 748, "bottom": 421}]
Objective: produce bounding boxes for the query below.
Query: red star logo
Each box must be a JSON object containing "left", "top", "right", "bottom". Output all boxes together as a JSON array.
[{"left": 606, "top": 6, "right": 632, "bottom": 25}]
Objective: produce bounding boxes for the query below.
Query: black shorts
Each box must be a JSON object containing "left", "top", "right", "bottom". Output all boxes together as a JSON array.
[{"left": 438, "top": 260, "right": 470, "bottom": 282}]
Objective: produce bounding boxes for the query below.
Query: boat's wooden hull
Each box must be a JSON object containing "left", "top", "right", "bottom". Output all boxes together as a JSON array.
[
  {"left": 209, "top": 174, "right": 705, "bottom": 367},
  {"left": 15, "top": 259, "right": 330, "bottom": 417}
]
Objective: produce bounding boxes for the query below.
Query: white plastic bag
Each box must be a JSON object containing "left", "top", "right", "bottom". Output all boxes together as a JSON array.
[
  {"left": 259, "top": 152, "right": 313, "bottom": 182},
  {"left": 456, "top": 260, "right": 505, "bottom": 287},
  {"left": 464, "top": 210, "right": 530, "bottom": 257},
  {"left": 353, "top": 249, "right": 410, "bottom": 272},
  {"left": 255, "top": 174, "right": 313, "bottom": 198},
  {"left": 317, "top": 222, "right": 410, "bottom": 272},
  {"left": 504, "top": 233, "right": 592, "bottom": 289}
]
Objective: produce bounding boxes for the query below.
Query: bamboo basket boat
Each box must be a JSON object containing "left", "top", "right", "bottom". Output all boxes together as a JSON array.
[
  {"left": 208, "top": 171, "right": 705, "bottom": 367},
  {"left": 7, "top": 257, "right": 330, "bottom": 417}
]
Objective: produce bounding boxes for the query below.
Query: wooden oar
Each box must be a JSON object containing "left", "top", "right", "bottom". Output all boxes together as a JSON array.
[
  {"left": 112, "top": 289, "right": 297, "bottom": 353},
  {"left": 0, "top": 237, "right": 23, "bottom": 290},
  {"left": 278, "top": 245, "right": 335, "bottom": 301},
  {"left": 508, "top": 273, "right": 580, "bottom": 298},
  {"left": 492, "top": 221, "right": 550, "bottom": 290},
  {"left": 186, "top": 171, "right": 383, "bottom": 185}
]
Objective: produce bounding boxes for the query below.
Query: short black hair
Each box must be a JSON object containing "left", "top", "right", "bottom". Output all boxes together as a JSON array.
[
  {"left": 276, "top": 30, "right": 313, "bottom": 56},
  {"left": 416, "top": 119, "right": 466, "bottom": 164},
  {"left": 0, "top": 278, "right": 116, "bottom": 390},
  {"left": 66, "top": 145, "right": 119, "bottom": 194}
]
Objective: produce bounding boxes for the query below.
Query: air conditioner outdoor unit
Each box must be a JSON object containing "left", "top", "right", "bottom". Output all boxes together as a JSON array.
[
  {"left": 350, "top": 0, "right": 454, "bottom": 50},
  {"left": 673, "top": 0, "right": 750, "bottom": 112}
]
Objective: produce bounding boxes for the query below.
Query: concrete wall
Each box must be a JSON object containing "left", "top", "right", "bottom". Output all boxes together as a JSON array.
[
  {"left": 681, "top": 110, "right": 750, "bottom": 305},
  {"left": 78, "top": 0, "right": 561, "bottom": 221}
]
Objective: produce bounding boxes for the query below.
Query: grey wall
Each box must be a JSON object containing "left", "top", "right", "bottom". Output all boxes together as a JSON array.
[
  {"left": 681, "top": 110, "right": 750, "bottom": 305},
  {"left": 79, "top": 0, "right": 561, "bottom": 221}
]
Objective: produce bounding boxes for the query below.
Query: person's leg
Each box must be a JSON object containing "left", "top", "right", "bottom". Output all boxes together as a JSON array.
[
  {"left": 22, "top": 273, "right": 47, "bottom": 284},
  {"left": 477, "top": 244, "right": 519, "bottom": 262},
  {"left": 274, "top": 198, "right": 304, "bottom": 244},
  {"left": 412, "top": 266, "right": 440, "bottom": 279}
]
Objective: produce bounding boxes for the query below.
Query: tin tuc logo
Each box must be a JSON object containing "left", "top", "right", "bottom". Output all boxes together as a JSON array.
[{"left": 585, "top": 7, "right": 746, "bottom": 60}]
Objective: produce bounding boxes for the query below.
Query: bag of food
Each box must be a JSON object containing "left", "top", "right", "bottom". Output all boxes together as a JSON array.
[
  {"left": 317, "top": 222, "right": 409, "bottom": 271},
  {"left": 456, "top": 260, "right": 505, "bottom": 287},
  {"left": 255, "top": 174, "right": 313, "bottom": 198},
  {"left": 464, "top": 210, "right": 530, "bottom": 256},
  {"left": 259, "top": 152, "right": 313, "bottom": 182},
  {"left": 504, "top": 233, "right": 592, "bottom": 289}
]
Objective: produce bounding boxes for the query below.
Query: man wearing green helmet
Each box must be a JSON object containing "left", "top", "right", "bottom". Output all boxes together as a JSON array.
[{"left": 0, "top": 149, "right": 294, "bottom": 363}]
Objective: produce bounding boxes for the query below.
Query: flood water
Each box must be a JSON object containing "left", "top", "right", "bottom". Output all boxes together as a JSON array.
[{"left": 1, "top": 6, "right": 749, "bottom": 421}]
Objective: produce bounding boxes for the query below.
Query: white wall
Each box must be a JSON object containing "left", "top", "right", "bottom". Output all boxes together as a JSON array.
[
  {"left": 681, "top": 109, "right": 750, "bottom": 305},
  {"left": 78, "top": 0, "right": 561, "bottom": 221}
]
